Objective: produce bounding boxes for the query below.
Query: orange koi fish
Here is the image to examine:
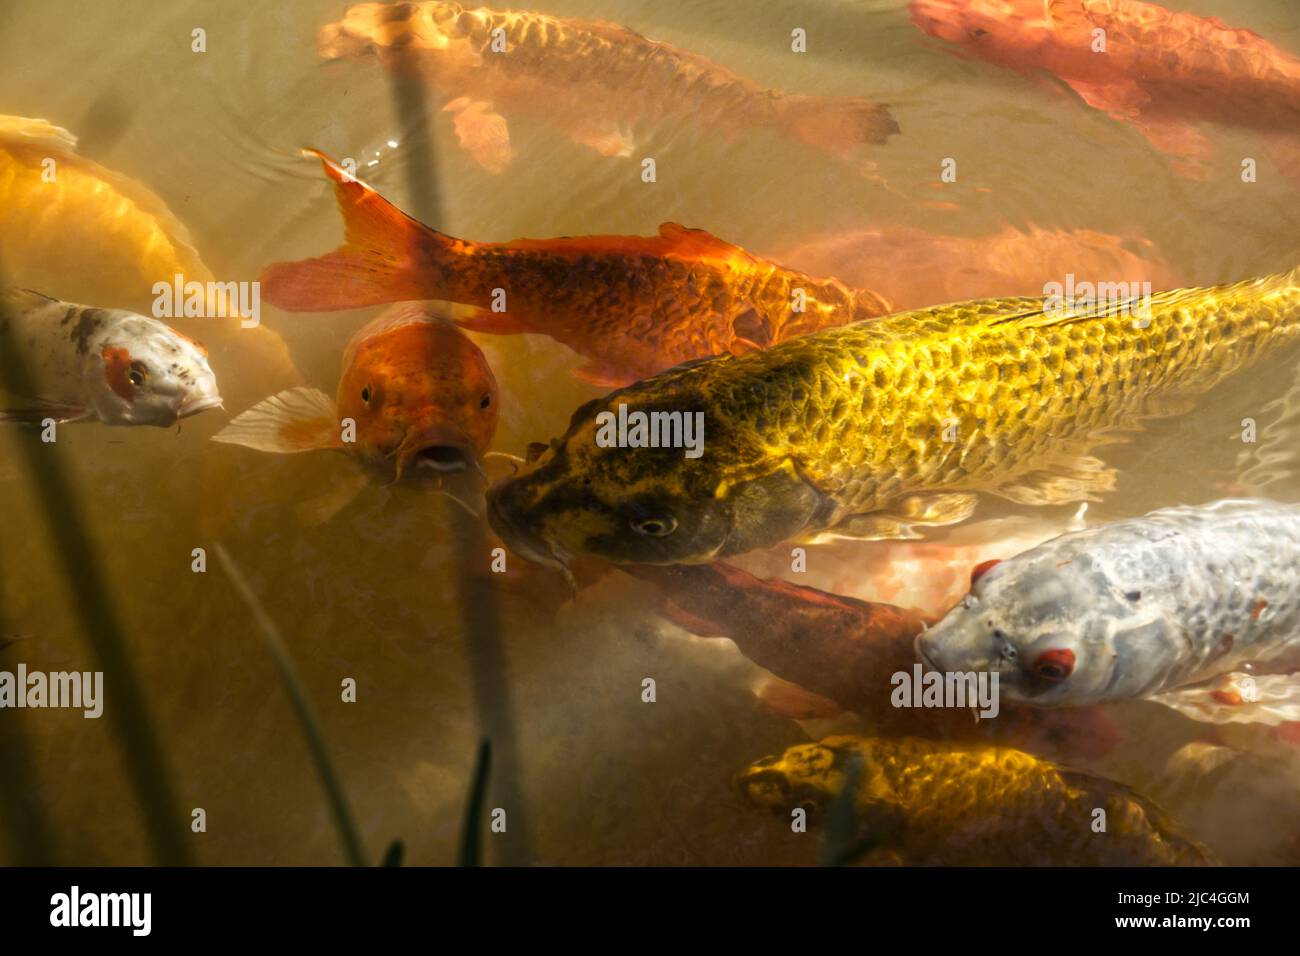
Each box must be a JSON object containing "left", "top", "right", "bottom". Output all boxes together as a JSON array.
[
  {"left": 320, "top": 1, "right": 898, "bottom": 174},
  {"left": 775, "top": 224, "right": 1177, "bottom": 312},
  {"left": 214, "top": 302, "right": 497, "bottom": 481},
  {"left": 261, "top": 151, "right": 891, "bottom": 386},
  {"left": 911, "top": 0, "right": 1300, "bottom": 180}
]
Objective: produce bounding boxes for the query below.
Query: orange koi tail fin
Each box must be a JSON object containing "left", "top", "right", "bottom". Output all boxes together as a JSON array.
[
  {"left": 259, "top": 149, "right": 457, "bottom": 312},
  {"left": 778, "top": 94, "right": 900, "bottom": 157}
]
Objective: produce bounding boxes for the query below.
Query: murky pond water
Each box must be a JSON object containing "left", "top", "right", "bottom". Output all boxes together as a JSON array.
[{"left": 3, "top": 0, "right": 1300, "bottom": 866}]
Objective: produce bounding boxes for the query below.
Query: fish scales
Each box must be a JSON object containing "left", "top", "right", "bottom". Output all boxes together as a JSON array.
[
  {"left": 921, "top": 500, "right": 1300, "bottom": 708},
  {"left": 447, "top": 241, "right": 870, "bottom": 361},
  {"left": 740, "top": 736, "right": 1213, "bottom": 866},
  {"left": 487, "top": 270, "right": 1300, "bottom": 566},
  {"left": 1086, "top": 505, "right": 1300, "bottom": 682},
  {"left": 400, "top": 3, "right": 782, "bottom": 127},
  {"left": 911, "top": 0, "right": 1300, "bottom": 180},
  {"left": 262, "top": 150, "right": 888, "bottom": 384},
  {"left": 703, "top": 277, "right": 1292, "bottom": 508},
  {"left": 321, "top": 3, "right": 896, "bottom": 176}
]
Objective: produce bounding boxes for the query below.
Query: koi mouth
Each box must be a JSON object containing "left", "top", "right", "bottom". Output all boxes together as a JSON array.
[
  {"left": 412, "top": 444, "right": 470, "bottom": 473},
  {"left": 392, "top": 422, "right": 478, "bottom": 481},
  {"left": 179, "top": 395, "right": 224, "bottom": 419},
  {"left": 485, "top": 482, "right": 576, "bottom": 588},
  {"left": 914, "top": 631, "right": 942, "bottom": 672}
]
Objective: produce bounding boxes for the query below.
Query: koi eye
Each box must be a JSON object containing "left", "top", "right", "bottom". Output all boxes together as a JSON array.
[
  {"left": 631, "top": 516, "right": 677, "bottom": 537},
  {"left": 127, "top": 362, "right": 149, "bottom": 388},
  {"left": 480, "top": 393, "right": 492, "bottom": 409},
  {"left": 1031, "top": 648, "right": 1075, "bottom": 683},
  {"left": 361, "top": 385, "right": 372, "bottom": 405}
]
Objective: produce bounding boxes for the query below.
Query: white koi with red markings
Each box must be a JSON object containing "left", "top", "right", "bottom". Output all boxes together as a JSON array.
[
  {"left": 0, "top": 288, "right": 222, "bottom": 427},
  {"left": 917, "top": 499, "right": 1300, "bottom": 725}
]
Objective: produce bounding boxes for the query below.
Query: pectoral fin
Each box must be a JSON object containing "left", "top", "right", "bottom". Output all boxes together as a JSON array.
[
  {"left": 0, "top": 403, "right": 91, "bottom": 425},
  {"left": 1060, "top": 76, "right": 1151, "bottom": 120},
  {"left": 443, "top": 97, "right": 512, "bottom": 174},
  {"left": 810, "top": 492, "right": 977, "bottom": 542},
  {"left": 1152, "top": 671, "right": 1300, "bottom": 726},
  {"left": 660, "top": 601, "right": 723, "bottom": 638},
  {"left": 572, "top": 361, "right": 631, "bottom": 388},
  {"left": 295, "top": 468, "right": 370, "bottom": 527},
  {"left": 1063, "top": 78, "right": 1213, "bottom": 178},
  {"left": 757, "top": 677, "right": 843, "bottom": 719},
  {"left": 990, "top": 454, "right": 1116, "bottom": 506},
  {"left": 212, "top": 387, "right": 342, "bottom": 454},
  {"left": 453, "top": 306, "right": 532, "bottom": 336},
  {"left": 564, "top": 121, "right": 634, "bottom": 158}
]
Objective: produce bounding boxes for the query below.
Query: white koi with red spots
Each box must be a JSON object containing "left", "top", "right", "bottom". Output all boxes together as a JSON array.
[
  {"left": 0, "top": 288, "right": 222, "bottom": 427},
  {"left": 917, "top": 500, "right": 1300, "bottom": 725}
]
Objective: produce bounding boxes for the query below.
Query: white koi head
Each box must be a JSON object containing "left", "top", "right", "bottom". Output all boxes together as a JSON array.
[
  {"left": 86, "top": 314, "right": 222, "bottom": 426},
  {"left": 915, "top": 547, "right": 1178, "bottom": 707}
]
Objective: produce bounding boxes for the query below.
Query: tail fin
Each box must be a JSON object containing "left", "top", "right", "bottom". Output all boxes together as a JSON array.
[
  {"left": 259, "top": 149, "right": 456, "bottom": 312},
  {"left": 779, "top": 94, "right": 899, "bottom": 156}
]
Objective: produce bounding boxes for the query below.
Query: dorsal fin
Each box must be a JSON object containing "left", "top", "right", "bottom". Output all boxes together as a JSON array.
[
  {"left": 11, "top": 288, "right": 59, "bottom": 305},
  {"left": 655, "top": 222, "right": 752, "bottom": 260},
  {"left": 0, "top": 116, "right": 78, "bottom": 153},
  {"left": 495, "top": 222, "right": 754, "bottom": 263},
  {"left": 981, "top": 274, "right": 1295, "bottom": 332}
]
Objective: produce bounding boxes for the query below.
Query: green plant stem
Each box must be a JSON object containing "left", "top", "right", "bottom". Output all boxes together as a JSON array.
[{"left": 215, "top": 545, "right": 369, "bottom": 867}]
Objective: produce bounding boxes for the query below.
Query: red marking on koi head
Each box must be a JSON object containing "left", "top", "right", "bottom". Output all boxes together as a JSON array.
[
  {"left": 1211, "top": 689, "right": 1243, "bottom": 707},
  {"left": 101, "top": 346, "right": 137, "bottom": 401},
  {"left": 970, "top": 558, "right": 1001, "bottom": 586},
  {"left": 1251, "top": 599, "right": 1269, "bottom": 620},
  {"left": 1030, "top": 647, "right": 1074, "bottom": 683}
]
